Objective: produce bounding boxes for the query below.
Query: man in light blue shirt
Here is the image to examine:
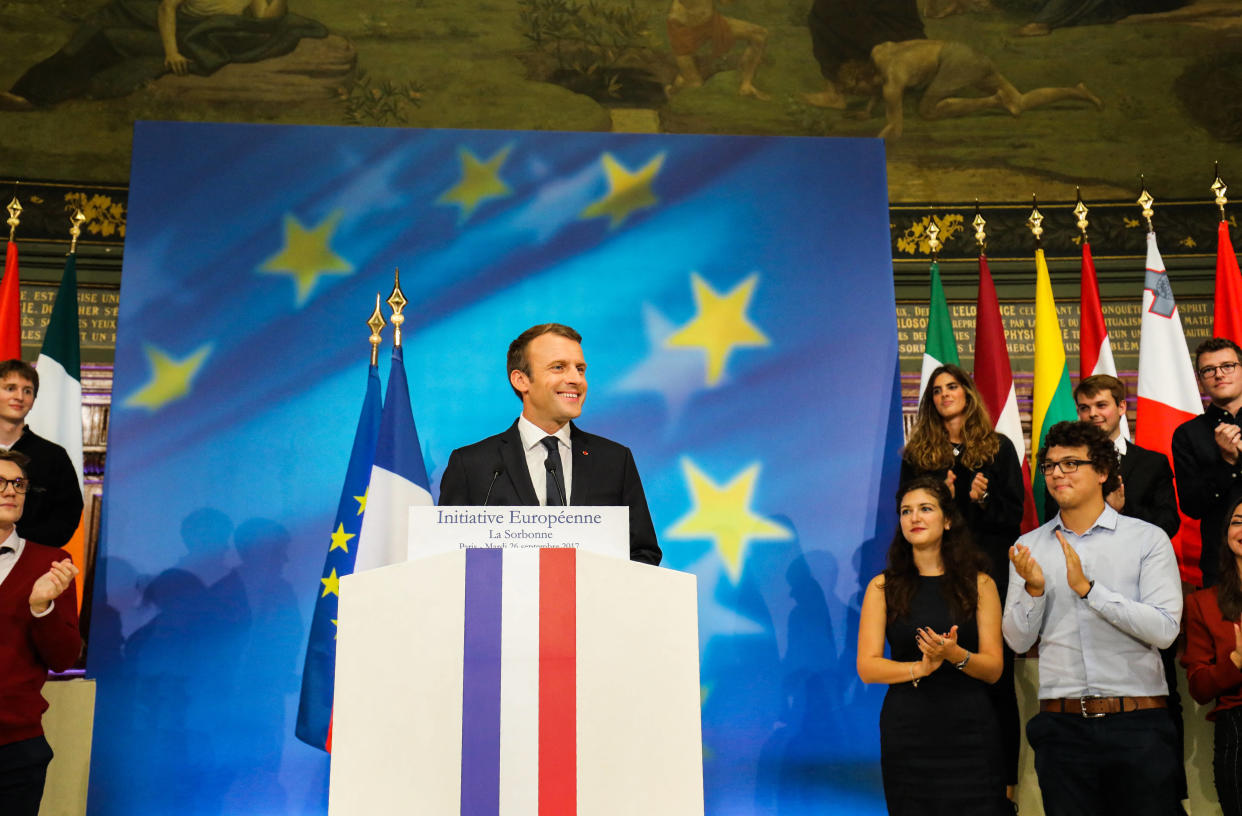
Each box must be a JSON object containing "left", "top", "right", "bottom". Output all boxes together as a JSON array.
[{"left": 1003, "top": 420, "right": 1183, "bottom": 816}]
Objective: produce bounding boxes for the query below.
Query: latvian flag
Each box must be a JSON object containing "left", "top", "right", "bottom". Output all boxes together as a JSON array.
[{"left": 330, "top": 548, "right": 703, "bottom": 815}]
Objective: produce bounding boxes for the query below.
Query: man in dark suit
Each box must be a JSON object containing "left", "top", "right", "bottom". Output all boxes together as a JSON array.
[
  {"left": 1074, "top": 375, "right": 1180, "bottom": 538},
  {"left": 438, "top": 323, "right": 661, "bottom": 566}
]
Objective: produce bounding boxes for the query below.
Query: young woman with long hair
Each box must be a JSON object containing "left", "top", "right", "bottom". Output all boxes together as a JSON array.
[
  {"left": 1182, "top": 495, "right": 1242, "bottom": 816},
  {"left": 900, "top": 363, "right": 1024, "bottom": 801},
  {"left": 858, "top": 476, "right": 1007, "bottom": 815}
]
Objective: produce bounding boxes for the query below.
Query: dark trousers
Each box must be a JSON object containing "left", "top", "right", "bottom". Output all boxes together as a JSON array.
[
  {"left": 0, "top": 736, "right": 53, "bottom": 816},
  {"left": 1027, "top": 709, "right": 1179, "bottom": 816},
  {"left": 1160, "top": 642, "right": 1187, "bottom": 802},
  {"left": 1216, "top": 708, "right": 1242, "bottom": 816}
]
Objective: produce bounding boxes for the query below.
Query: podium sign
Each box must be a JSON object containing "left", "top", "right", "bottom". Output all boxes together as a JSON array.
[{"left": 408, "top": 505, "right": 628, "bottom": 561}]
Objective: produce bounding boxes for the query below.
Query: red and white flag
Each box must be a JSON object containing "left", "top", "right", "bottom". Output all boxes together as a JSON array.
[
  {"left": 973, "top": 254, "right": 1039, "bottom": 532},
  {"left": 1079, "top": 241, "right": 1130, "bottom": 438},
  {"left": 1135, "top": 232, "right": 1203, "bottom": 581},
  {"left": 1214, "top": 220, "right": 1242, "bottom": 346}
]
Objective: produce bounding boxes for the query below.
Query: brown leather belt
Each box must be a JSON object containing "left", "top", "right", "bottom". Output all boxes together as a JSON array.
[{"left": 1039, "top": 696, "right": 1167, "bottom": 718}]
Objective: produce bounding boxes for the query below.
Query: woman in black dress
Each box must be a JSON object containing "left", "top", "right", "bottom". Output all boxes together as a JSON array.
[
  {"left": 900, "top": 363, "right": 1023, "bottom": 802},
  {"left": 858, "top": 476, "right": 1007, "bottom": 815}
]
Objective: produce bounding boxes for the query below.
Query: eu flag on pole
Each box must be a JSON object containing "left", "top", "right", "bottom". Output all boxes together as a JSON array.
[{"left": 295, "top": 361, "right": 381, "bottom": 751}]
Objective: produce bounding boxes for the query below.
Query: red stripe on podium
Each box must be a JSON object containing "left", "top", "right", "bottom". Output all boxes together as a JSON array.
[{"left": 539, "top": 548, "right": 576, "bottom": 815}]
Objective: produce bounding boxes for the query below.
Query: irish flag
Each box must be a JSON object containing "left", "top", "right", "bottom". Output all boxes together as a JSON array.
[
  {"left": 1215, "top": 220, "right": 1242, "bottom": 345},
  {"left": 974, "top": 254, "right": 1038, "bottom": 531},
  {"left": 26, "top": 251, "right": 85, "bottom": 605},
  {"left": 1136, "top": 232, "right": 1203, "bottom": 580},
  {"left": 1031, "top": 248, "right": 1078, "bottom": 519},
  {"left": 1079, "top": 241, "right": 1130, "bottom": 438},
  {"left": 919, "top": 259, "right": 959, "bottom": 398}
]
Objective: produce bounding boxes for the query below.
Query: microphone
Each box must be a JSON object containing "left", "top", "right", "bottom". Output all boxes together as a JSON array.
[
  {"left": 483, "top": 462, "right": 505, "bottom": 506},
  {"left": 544, "top": 458, "right": 566, "bottom": 506}
]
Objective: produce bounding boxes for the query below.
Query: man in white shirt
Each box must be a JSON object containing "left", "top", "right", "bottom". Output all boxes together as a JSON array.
[{"left": 1004, "top": 420, "right": 1182, "bottom": 816}]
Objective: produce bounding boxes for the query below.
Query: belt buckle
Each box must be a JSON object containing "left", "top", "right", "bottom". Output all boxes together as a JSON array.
[{"left": 1078, "top": 695, "right": 1106, "bottom": 718}]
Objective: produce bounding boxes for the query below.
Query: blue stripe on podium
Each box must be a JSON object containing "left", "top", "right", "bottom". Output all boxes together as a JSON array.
[{"left": 462, "top": 548, "right": 503, "bottom": 814}]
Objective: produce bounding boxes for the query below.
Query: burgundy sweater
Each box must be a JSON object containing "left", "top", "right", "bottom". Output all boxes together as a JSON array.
[
  {"left": 1182, "top": 587, "right": 1242, "bottom": 721},
  {"left": 0, "top": 540, "right": 81, "bottom": 746}
]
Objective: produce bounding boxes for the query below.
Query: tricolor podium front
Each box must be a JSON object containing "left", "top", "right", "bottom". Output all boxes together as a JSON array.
[{"left": 329, "top": 548, "right": 703, "bottom": 815}]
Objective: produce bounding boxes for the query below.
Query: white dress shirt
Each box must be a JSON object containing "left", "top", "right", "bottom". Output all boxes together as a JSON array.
[
  {"left": 517, "top": 416, "right": 573, "bottom": 506},
  {"left": 1002, "top": 505, "right": 1182, "bottom": 698}
]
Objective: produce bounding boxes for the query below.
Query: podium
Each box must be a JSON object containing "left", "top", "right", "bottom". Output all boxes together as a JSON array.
[{"left": 329, "top": 545, "right": 704, "bottom": 815}]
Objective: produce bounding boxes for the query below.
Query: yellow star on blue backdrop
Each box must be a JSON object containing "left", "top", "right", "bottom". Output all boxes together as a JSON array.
[
  {"left": 580, "top": 152, "right": 664, "bottom": 228},
  {"left": 353, "top": 488, "right": 368, "bottom": 515},
  {"left": 666, "top": 458, "right": 791, "bottom": 582},
  {"left": 123, "top": 343, "right": 213, "bottom": 411},
  {"left": 438, "top": 146, "right": 512, "bottom": 221},
  {"left": 258, "top": 211, "right": 353, "bottom": 305},
  {"left": 666, "top": 272, "right": 770, "bottom": 386}
]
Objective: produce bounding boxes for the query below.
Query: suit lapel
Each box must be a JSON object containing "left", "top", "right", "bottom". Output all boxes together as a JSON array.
[
  {"left": 569, "top": 422, "right": 591, "bottom": 506},
  {"left": 500, "top": 421, "right": 539, "bottom": 506}
]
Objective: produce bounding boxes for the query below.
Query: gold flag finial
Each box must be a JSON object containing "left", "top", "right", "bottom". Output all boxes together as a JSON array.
[
  {"left": 972, "top": 200, "right": 987, "bottom": 251},
  {"left": 1212, "top": 162, "right": 1228, "bottom": 220},
  {"left": 68, "top": 210, "right": 86, "bottom": 254},
  {"left": 1073, "top": 187, "right": 1089, "bottom": 240},
  {"left": 926, "top": 215, "right": 941, "bottom": 260},
  {"left": 367, "top": 293, "right": 386, "bottom": 367},
  {"left": 6, "top": 197, "right": 21, "bottom": 242},
  {"left": 387, "top": 267, "right": 408, "bottom": 348},
  {"left": 1137, "top": 175, "right": 1155, "bottom": 232},
  {"left": 1026, "top": 195, "right": 1044, "bottom": 244}
]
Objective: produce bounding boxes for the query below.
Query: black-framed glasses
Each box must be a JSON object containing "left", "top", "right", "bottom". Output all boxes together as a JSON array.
[
  {"left": 1038, "top": 459, "right": 1092, "bottom": 476},
  {"left": 1199, "top": 361, "right": 1240, "bottom": 379},
  {"left": 0, "top": 477, "right": 28, "bottom": 493}
]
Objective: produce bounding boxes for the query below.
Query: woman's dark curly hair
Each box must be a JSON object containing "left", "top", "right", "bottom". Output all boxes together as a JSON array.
[
  {"left": 1037, "top": 420, "right": 1120, "bottom": 496},
  {"left": 882, "top": 475, "right": 990, "bottom": 624},
  {"left": 1217, "top": 494, "right": 1242, "bottom": 620}
]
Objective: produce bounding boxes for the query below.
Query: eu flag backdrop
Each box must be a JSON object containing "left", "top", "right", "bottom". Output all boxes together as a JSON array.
[{"left": 89, "top": 122, "right": 903, "bottom": 815}]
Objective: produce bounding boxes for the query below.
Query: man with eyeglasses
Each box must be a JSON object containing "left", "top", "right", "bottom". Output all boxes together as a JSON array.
[
  {"left": 0, "top": 448, "right": 81, "bottom": 816},
  {"left": 0, "top": 360, "right": 83, "bottom": 549},
  {"left": 1004, "top": 420, "right": 1183, "bottom": 816},
  {"left": 1172, "top": 337, "right": 1242, "bottom": 588}
]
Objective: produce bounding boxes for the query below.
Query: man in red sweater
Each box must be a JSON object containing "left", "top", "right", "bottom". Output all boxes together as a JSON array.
[{"left": 0, "top": 449, "right": 80, "bottom": 815}]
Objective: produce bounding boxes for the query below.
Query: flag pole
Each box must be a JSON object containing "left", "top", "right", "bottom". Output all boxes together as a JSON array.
[
  {"left": 1074, "top": 187, "right": 1089, "bottom": 242},
  {"left": 367, "top": 293, "right": 386, "bottom": 367},
  {"left": 6, "top": 197, "right": 20, "bottom": 242},
  {"left": 387, "top": 268, "right": 407, "bottom": 348},
  {"left": 972, "top": 200, "right": 986, "bottom": 253},
  {"left": 1212, "top": 162, "right": 1228, "bottom": 221},
  {"left": 1026, "top": 194, "right": 1044, "bottom": 246},
  {"left": 67, "top": 209, "right": 85, "bottom": 254},
  {"left": 1138, "top": 175, "right": 1156, "bottom": 233}
]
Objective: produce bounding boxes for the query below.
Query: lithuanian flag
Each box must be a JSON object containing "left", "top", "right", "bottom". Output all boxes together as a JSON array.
[{"left": 1030, "top": 248, "right": 1077, "bottom": 519}]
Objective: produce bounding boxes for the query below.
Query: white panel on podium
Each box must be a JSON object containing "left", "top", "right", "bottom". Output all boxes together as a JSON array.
[
  {"left": 408, "top": 505, "right": 628, "bottom": 561},
  {"left": 329, "top": 547, "right": 703, "bottom": 816}
]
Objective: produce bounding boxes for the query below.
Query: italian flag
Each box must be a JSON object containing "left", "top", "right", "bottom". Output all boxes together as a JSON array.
[
  {"left": 1135, "top": 233, "right": 1202, "bottom": 582},
  {"left": 1079, "top": 241, "right": 1130, "bottom": 438},
  {"left": 918, "top": 260, "right": 959, "bottom": 398},
  {"left": 1031, "top": 248, "right": 1078, "bottom": 520},
  {"left": 26, "top": 252, "right": 85, "bottom": 607}
]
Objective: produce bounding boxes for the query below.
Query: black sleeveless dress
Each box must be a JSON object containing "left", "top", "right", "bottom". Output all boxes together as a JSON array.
[{"left": 879, "top": 575, "right": 1008, "bottom": 815}]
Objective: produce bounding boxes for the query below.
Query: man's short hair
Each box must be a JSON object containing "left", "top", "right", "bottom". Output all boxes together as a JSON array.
[
  {"left": 1038, "top": 420, "right": 1121, "bottom": 496},
  {"left": 0, "top": 448, "right": 31, "bottom": 479},
  {"left": 506, "top": 323, "right": 582, "bottom": 399},
  {"left": 1194, "top": 337, "right": 1242, "bottom": 371},
  {"left": 1074, "top": 374, "right": 1126, "bottom": 406},
  {"left": 0, "top": 359, "right": 38, "bottom": 398}
]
